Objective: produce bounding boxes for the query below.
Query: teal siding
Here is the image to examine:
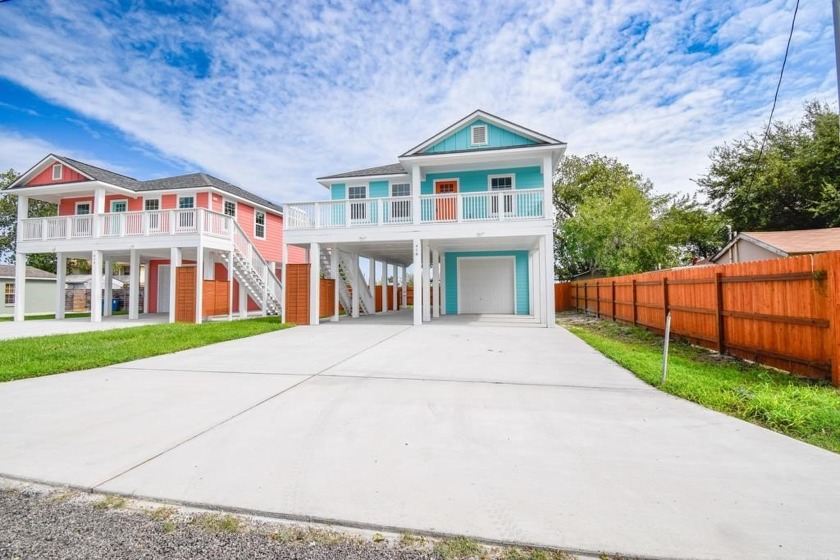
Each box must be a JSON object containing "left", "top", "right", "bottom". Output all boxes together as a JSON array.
[
  {"left": 444, "top": 251, "right": 529, "bottom": 315},
  {"left": 424, "top": 120, "right": 537, "bottom": 153},
  {"left": 330, "top": 183, "right": 346, "bottom": 200},
  {"left": 369, "top": 180, "right": 390, "bottom": 198},
  {"left": 420, "top": 166, "right": 543, "bottom": 195}
]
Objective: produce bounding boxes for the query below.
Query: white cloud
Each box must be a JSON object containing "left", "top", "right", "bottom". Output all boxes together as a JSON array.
[{"left": 0, "top": 0, "right": 835, "bottom": 203}]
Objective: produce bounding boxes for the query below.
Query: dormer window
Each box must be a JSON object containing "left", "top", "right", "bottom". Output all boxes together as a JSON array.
[
  {"left": 470, "top": 125, "right": 488, "bottom": 146},
  {"left": 52, "top": 164, "right": 62, "bottom": 181}
]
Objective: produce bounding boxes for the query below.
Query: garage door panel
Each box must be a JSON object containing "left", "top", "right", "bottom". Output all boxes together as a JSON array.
[{"left": 458, "top": 257, "right": 515, "bottom": 314}]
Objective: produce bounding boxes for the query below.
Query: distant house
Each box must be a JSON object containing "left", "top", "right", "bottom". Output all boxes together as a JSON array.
[
  {"left": 0, "top": 264, "right": 57, "bottom": 317},
  {"left": 65, "top": 275, "right": 125, "bottom": 290},
  {"left": 711, "top": 228, "right": 840, "bottom": 264}
]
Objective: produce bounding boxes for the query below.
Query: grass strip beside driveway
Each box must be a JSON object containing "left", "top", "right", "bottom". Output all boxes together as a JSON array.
[
  {"left": 558, "top": 314, "right": 840, "bottom": 454},
  {"left": 0, "top": 318, "right": 292, "bottom": 383}
]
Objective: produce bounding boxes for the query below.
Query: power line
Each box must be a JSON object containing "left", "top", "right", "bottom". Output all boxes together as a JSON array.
[{"left": 743, "top": 0, "right": 800, "bottom": 202}]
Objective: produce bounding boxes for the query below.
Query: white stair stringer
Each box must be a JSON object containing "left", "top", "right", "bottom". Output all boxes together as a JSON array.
[
  {"left": 221, "top": 223, "right": 283, "bottom": 317},
  {"left": 319, "top": 247, "right": 373, "bottom": 316}
]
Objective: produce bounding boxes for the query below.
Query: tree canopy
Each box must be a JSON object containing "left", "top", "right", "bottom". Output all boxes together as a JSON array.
[
  {"left": 554, "top": 154, "right": 726, "bottom": 279},
  {"left": 696, "top": 100, "right": 840, "bottom": 232}
]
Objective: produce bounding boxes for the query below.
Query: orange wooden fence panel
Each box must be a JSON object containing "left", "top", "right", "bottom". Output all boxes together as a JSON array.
[
  {"left": 570, "top": 252, "right": 840, "bottom": 386},
  {"left": 555, "top": 283, "right": 572, "bottom": 311},
  {"left": 319, "top": 278, "right": 335, "bottom": 318},
  {"left": 174, "top": 266, "right": 196, "bottom": 323},
  {"left": 202, "top": 279, "right": 230, "bottom": 317},
  {"left": 284, "top": 263, "right": 310, "bottom": 324}
]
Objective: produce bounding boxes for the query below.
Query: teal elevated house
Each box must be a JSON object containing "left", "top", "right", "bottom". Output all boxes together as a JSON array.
[{"left": 282, "top": 110, "right": 566, "bottom": 327}]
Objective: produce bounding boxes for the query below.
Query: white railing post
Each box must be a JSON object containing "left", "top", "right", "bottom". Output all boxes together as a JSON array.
[
  {"left": 498, "top": 193, "right": 505, "bottom": 221},
  {"left": 314, "top": 202, "right": 321, "bottom": 229},
  {"left": 169, "top": 210, "right": 176, "bottom": 235},
  {"left": 378, "top": 198, "right": 384, "bottom": 226},
  {"left": 65, "top": 217, "right": 71, "bottom": 240},
  {"left": 456, "top": 194, "right": 463, "bottom": 223}
]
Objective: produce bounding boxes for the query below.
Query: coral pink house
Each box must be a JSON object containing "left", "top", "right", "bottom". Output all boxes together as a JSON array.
[{"left": 7, "top": 154, "right": 305, "bottom": 323}]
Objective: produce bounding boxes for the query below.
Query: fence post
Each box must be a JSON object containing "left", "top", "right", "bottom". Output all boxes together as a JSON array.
[
  {"left": 611, "top": 280, "right": 616, "bottom": 321},
  {"left": 826, "top": 255, "right": 840, "bottom": 387},
  {"left": 631, "top": 279, "right": 637, "bottom": 326},
  {"left": 595, "top": 283, "right": 601, "bottom": 318},
  {"left": 715, "top": 272, "right": 726, "bottom": 355},
  {"left": 583, "top": 283, "right": 588, "bottom": 315},
  {"left": 662, "top": 277, "right": 669, "bottom": 330}
]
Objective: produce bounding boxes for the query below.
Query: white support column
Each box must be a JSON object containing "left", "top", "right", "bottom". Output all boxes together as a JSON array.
[
  {"left": 55, "top": 253, "right": 66, "bottom": 320},
  {"left": 440, "top": 254, "right": 446, "bottom": 315},
  {"left": 412, "top": 238, "right": 422, "bottom": 326},
  {"left": 422, "top": 241, "right": 431, "bottom": 322},
  {"left": 401, "top": 266, "right": 408, "bottom": 308},
  {"left": 331, "top": 246, "right": 340, "bottom": 322},
  {"left": 169, "top": 247, "right": 181, "bottom": 323},
  {"left": 143, "top": 262, "right": 150, "bottom": 315},
  {"left": 13, "top": 254, "right": 26, "bottom": 322},
  {"left": 129, "top": 249, "right": 140, "bottom": 320},
  {"left": 380, "top": 260, "right": 387, "bottom": 313},
  {"left": 542, "top": 233, "right": 556, "bottom": 327},
  {"left": 391, "top": 264, "right": 398, "bottom": 311},
  {"left": 368, "top": 258, "right": 376, "bottom": 300},
  {"left": 533, "top": 243, "right": 543, "bottom": 325},
  {"left": 103, "top": 258, "right": 113, "bottom": 317},
  {"left": 90, "top": 250, "right": 103, "bottom": 323},
  {"left": 309, "top": 242, "right": 320, "bottom": 325},
  {"left": 528, "top": 250, "right": 536, "bottom": 318},
  {"left": 228, "top": 250, "right": 234, "bottom": 321},
  {"left": 351, "top": 253, "right": 360, "bottom": 318},
  {"left": 281, "top": 242, "right": 288, "bottom": 323},
  {"left": 411, "top": 166, "right": 421, "bottom": 224},
  {"left": 432, "top": 249, "right": 440, "bottom": 318},
  {"left": 93, "top": 188, "right": 105, "bottom": 238},
  {"left": 195, "top": 245, "right": 204, "bottom": 324}
]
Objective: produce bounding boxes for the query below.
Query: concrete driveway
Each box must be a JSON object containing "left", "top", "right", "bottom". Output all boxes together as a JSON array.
[{"left": 0, "top": 313, "right": 838, "bottom": 559}]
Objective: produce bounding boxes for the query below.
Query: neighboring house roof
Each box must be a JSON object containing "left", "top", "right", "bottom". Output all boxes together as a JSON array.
[
  {"left": 711, "top": 228, "right": 840, "bottom": 262},
  {"left": 65, "top": 275, "right": 124, "bottom": 289},
  {"left": 6, "top": 154, "right": 283, "bottom": 214},
  {"left": 317, "top": 163, "right": 407, "bottom": 181},
  {"left": 0, "top": 264, "right": 57, "bottom": 280}
]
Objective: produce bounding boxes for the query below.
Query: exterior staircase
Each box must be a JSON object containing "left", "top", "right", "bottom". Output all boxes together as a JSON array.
[
  {"left": 221, "top": 223, "right": 283, "bottom": 316},
  {"left": 319, "top": 247, "right": 374, "bottom": 315}
]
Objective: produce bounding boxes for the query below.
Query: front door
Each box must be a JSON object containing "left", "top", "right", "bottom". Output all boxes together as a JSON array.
[
  {"left": 435, "top": 181, "right": 457, "bottom": 221},
  {"left": 158, "top": 265, "right": 170, "bottom": 313},
  {"left": 110, "top": 200, "right": 127, "bottom": 235}
]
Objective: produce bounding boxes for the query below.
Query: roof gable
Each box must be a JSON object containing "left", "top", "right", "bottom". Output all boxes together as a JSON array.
[
  {"left": 401, "top": 110, "right": 564, "bottom": 157},
  {"left": 423, "top": 119, "right": 538, "bottom": 154}
]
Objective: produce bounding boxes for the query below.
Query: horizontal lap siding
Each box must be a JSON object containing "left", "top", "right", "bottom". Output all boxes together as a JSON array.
[
  {"left": 421, "top": 167, "right": 543, "bottom": 195},
  {"left": 571, "top": 252, "right": 840, "bottom": 384}
]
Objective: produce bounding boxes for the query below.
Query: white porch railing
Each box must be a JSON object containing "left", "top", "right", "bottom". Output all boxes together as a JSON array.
[
  {"left": 283, "top": 190, "right": 544, "bottom": 230},
  {"left": 18, "top": 209, "right": 237, "bottom": 242}
]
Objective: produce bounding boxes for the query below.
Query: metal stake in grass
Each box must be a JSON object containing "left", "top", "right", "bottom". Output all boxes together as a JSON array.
[{"left": 661, "top": 311, "right": 672, "bottom": 384}]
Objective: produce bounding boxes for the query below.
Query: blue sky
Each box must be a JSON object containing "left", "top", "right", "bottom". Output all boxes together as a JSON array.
[{"left": 0, "top": 0, "right": 836, "bottom": 204}]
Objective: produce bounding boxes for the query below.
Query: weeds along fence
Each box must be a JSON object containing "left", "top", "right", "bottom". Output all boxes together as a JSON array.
[{"left": 570, "top": 252, "right": 840, "bottom": 386}]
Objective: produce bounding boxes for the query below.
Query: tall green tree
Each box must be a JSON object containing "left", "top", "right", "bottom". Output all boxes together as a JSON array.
[
  {"left": 0, "top": 169, "right": 59, "bottom": 272},
  {"left": 554, "top": 154, "right": 727, "bottom": 279},
  {"left": 696, "top": 100, "right": 840, "bottom": 232}
]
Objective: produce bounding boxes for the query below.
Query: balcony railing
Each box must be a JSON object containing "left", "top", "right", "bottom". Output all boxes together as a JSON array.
[
  {"left": 18, "top": 209, "right": 235, "bottom": 242},
  {"left": 284, "top": 190, "right": 544, "bottom": 230}
]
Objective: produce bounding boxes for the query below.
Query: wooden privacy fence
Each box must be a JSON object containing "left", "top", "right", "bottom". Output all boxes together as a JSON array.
[{"left": 571, "top": 252, "right": 840, "bottom": 386}]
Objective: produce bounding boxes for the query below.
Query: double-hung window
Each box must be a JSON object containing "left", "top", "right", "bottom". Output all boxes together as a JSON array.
[
  {"left": 145, "top": 198, "right": 161, "bottom": 232},
  {"left": 4, "top": 283, "right": 13, "bottom": 306},
  {"left": 254, "top": 210, "right": 266, "bottom": 239},
  {"left": 223, "top": 200, "right": 236, "bottom": 232},
  {"left": 490, "top": 175, "right": 514, "bottom": 215},
  {"left": 348, "top": 185, "right": 367, "bottom": 222},
  {"left": 52, "top": 164, "right": 62, "bottom": 181},
  {"left": 390, "top": 183, "right": 411, "bottom": 222}
]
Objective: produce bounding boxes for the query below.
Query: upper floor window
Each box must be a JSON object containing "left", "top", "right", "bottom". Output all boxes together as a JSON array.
[
  {"left": 391, "top": 183, "right": 410, "bottom": 197},
  {"left": 223, "top": 200, "right": 237, "bottom": 217},
  {"left": 470, "top": 125, "right": 488, "bottom": 146},
  {"left": 178, "top": 196, "right": 195, "bottom": 209},
  {"left": 348, "top": 186, "right": 367, "bottom": 200},
  {"left": 52, "top": 164, "right": 62, "bottom": 181},
  {"left": 255, "top": 210, "right": 266, "bottom": 239},
  {"left": 144, "top": 198, "right": 160, "bottom": 211},
  {"left": 75, "top": 202, "right": 91, "bottom": 215},
  {"left": 490, "top": 176, "right": 513, "bottom": 191},
  {"left": 4, "top": 283, "right": 14, "bottom": 306}
]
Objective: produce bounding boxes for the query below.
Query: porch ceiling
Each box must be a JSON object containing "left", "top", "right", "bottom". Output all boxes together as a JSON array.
[{"left": 333, "top": 240, "right": 413, "bottom": 266}]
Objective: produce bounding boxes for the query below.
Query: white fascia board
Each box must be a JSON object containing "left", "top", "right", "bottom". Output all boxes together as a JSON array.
[
  {"left": 6, "top": 180, "right": 137, "bottom": 199},
  {"left": 200, "top": 187, "right": 282, "bottom": 216},
  {"left": 8, "top": 154, "right": 97, "bottom": 189},
  {"left": 399, "top": 143, "right": 565, "bottom": 168},
  {"left": 317, "top": 173, "right": 410, "bottom": 189}
]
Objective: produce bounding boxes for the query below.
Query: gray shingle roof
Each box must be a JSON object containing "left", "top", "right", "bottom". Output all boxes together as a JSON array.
[
  {"left": 53, "top": 155, "right": 140, "bottom": 189},
  {"left": 0, "top": 264, "right": 56, "bottom": 280},
  {"left": 9, "top": 155, "right": 282, "bottom": 214},
  {"left": 135, "top": 173, "right": 283, "bottom": 213},
  {"left": 317, "top": 163, "right": 407, "bottom": 181}
]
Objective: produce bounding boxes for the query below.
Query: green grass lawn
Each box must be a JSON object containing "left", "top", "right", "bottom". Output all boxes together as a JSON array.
[
  {"left": 558, "top": 313, "right": 840, "bottom": 454},
  {"left": 0, "top": 317, "right": 292, "bottom": 383}
]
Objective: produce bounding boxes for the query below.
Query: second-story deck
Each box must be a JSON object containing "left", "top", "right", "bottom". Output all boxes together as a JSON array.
[{"left": 284, "top": 190, "right": 546, "bottom": 231}]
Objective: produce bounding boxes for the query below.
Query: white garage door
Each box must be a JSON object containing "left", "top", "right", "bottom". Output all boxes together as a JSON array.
[{"left": 458, "top": 257, "right": 515, "bottom": 314}]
